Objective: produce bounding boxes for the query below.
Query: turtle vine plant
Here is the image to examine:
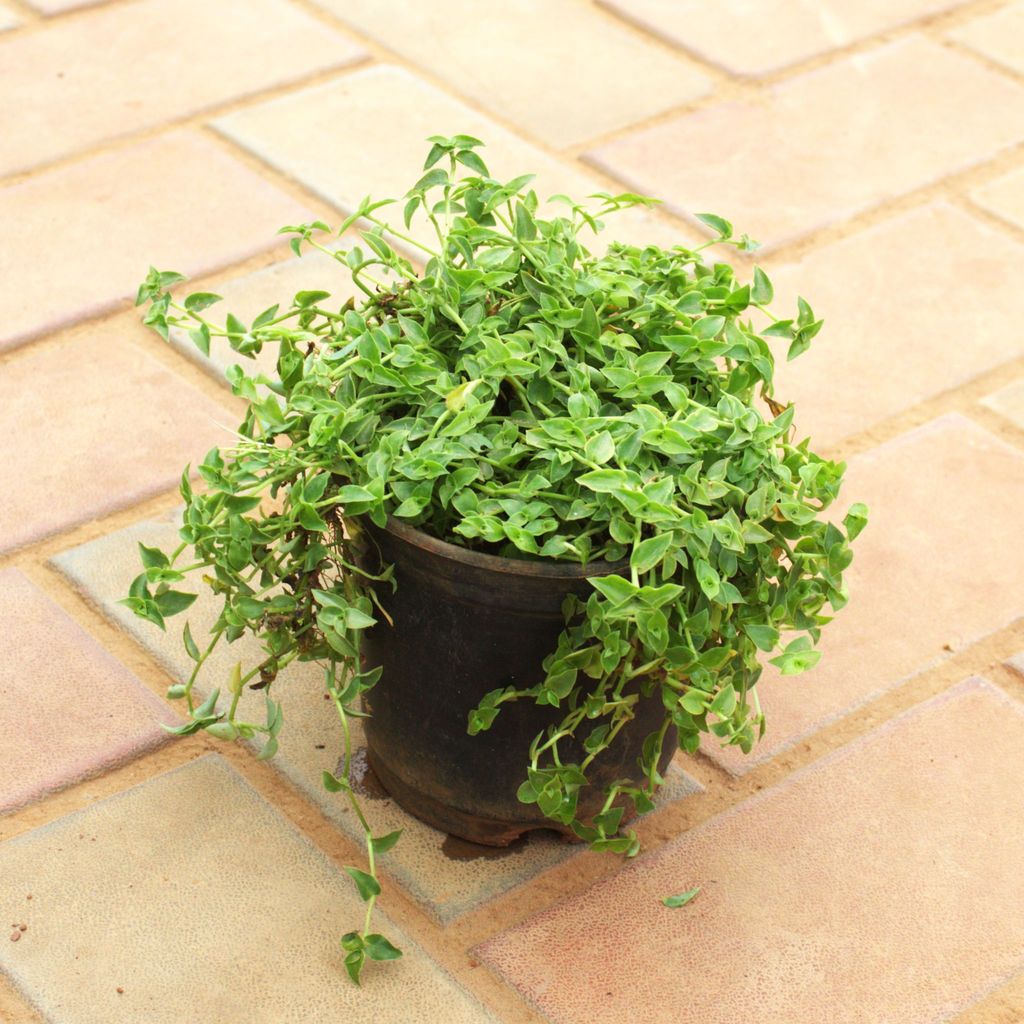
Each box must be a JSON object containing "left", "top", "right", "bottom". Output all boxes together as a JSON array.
[{"left": 128, "top": 135, "right": 865, "bottom": 983}]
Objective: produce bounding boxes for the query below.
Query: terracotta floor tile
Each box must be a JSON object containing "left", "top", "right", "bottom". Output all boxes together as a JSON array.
[
  {"left": 703, "top": 414, "right": 1024, "bottom": 774},
  {"left": 950, "top": 0, "right": 1024, "bottom": 77},
  {"left": 765, "top": 203, "right": 1024, "bottom": 446},
  {"left": 310, "top": 0, "right": 710, "bottom": 147},
  {"left": 53, "top": 514, "right": 704, "bottom": 923},
  {"left": 0, "top": 336, "right": 232, "bottom": 553},
  {"left": 585, "top": 37, "right": 1024, "bottom": 250},
  {"left": 0, "top": 756, "right": 494, "bottom": 1023},
  {"left": 981, "top": 377, "right": 1024, "bottom": 430},
  {"left": 478, "top": 678, "right": 1024, "bottom": 1024},
  {"left": 0, "top": 569, "right": 169, "bottom": 814},
  {"left": 600, "top": 0, "right": 970, "bottom": 75},
  {"left": 0, "top": 131, "right": 314, "bottom": 353},
  {"left": 0, "top": 0, "right": 365, "bottom": 176},
  {"left": 213, "top": 64, "right": 701, "bottom": 258},
  {"left": 970, "top": 166, "right": 1024, "bottom": 233}
]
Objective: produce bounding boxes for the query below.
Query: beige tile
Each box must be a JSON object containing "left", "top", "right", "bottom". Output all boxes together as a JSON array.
[
  {"left": 53, "top": 513, "right": 704, "bottom": 923},
  {"left": 766, "top": 203, "right": 1024, "bottom": 446},
  {"left": 970, "top": 166, "right": 1024, "bottom": 233},
  {"left": 0, "top": 131, "right": 313, "bottom": 352},
  {"left": 703, "top": 414, "right": 1024, "bottom": 773},
  {"left": 951, "top": 0, "right": 1024, "bottom": 76},
  {"left": 479, "top": 679, "right": 1024, "bottom": 1024},
  {"left": 0, "top": 336, "right": 232, "bottom": 553},
  {"left": 0, "top": 755, "right": 494, "bottom": 1023},
  {"left": 312, "top": 0, "right": 710, "bottom": 147},
  {"left": 981, "top": 377, "right": 1024, "bottom": 430},
  {"left": 0, "top": 4, "right": 20, "bottom": 29},
  {"left": 586, "top": 37, "right": 1024, "bottom": 250},
  {"left": 602, "top": 0, "right": 970, "bottom": 75},
  {"left": 0, "top": 569, "right": 169, "bottom": 814},
  {"left": 23, "top": 0, "right": 108, "bottom": 11},
  {"left": 213, "top": 63, "right": 702, "bottom": 257},
  {"left": 0, "top": 0, "right": 366, "bottom": 175}
]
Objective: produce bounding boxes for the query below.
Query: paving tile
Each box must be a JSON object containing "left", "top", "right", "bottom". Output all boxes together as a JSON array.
[
  {"left": 25, "top": 0, "right": 118, "bottom": 11},
  {"left": 601, "top": 0, "right": 970, "bottom": 75},
  {"left": 0, "top": 336, "right": 231, "bottom": 554},
  {"left": 1007, "top": 652, "right": 1024, "bottom": 679},
  {"left": 970, "top": 166, "right": 1024, "bottom": 233},
  {"left": 0, "top": 131, "right": 314, "bottom": 353},
  {"left": 703, "top": 413, "right": 1024, "bottom": 774},
  {"left": 0, "top": 4, "right": 19, "bottom": 29},
  {"left": 311, "top": 0, "right": 710, "bottom": 147},
  {"left": 981, "top": 377, "right": 1024, "bottom": 430},
  {"left": 0, "top": 755, "right": 494, "bottom": 1023},
  {"left": 52, "top": 513, "right": 704, "bottom": 923},
  {"left": 478, "top": 678, "right": 1024, "bottom": 1024},
  {"left": 586, "top": 37, "right": 1024, "bottom": 250},
  {"left": 168, "top": 246, "right": 359, "bottom": 386},
  {"left": 0, "top": 0, "right": 365, "bottom": 176},
  {"left": 765, "top": 203, "right": 1024, "bottom": 446},
  {"left": 950, "top": 0, "right": 1024, "bottom": 76},
  {"left": 0, "top": 569, "right": 169, "bottom": 814},
  {"left": 214, "top": 63, "right": 702, "bottom": 257}
]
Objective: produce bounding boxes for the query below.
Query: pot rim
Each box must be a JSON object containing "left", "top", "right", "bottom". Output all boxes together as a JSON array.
[{"left": 365, "top": 515, "right": 629, "bottom": 580}]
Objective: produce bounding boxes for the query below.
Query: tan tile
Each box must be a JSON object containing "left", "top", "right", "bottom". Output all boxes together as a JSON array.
[
  {"left": 0, "top": 4, "right": 19, "bottom": 29},
  {"left": 478, "top": 679, "right": 1024, "bottom": 1024},
  {"left": 213, "top": 64, "right": 702, "bottom": 257},
  {"left": 971, "top": 166, "right": 1024, "bottom": 233},
  {"left": 602, "top": 0, "right": 970, "bottom": 75},
  {"left": 23, "top": 0, "right": 107, "bottom": 11},
  {"left": 766, "top": 203, "right": 1024, "bottom": 446},
  {"left": 982, "top": 377, "right": 1024, "bottom": 430},
  {"left": 704, "top": 414, "right": 1024, "bottom": 773},
  {"left": 311, "top": 0, "right": 710, "bottom": 147},
  {"left": 53, "top": 513, "right": 704, "bottom": 923},
  {"left": 0, "top": 755, "right": 494, "bottom": 1022},
  {"left": 0, "top": 0, "right": 365, "bottom": 176},
  {"left": 0, "top": 569, "right": 169, "bottom": 814},
  {"left": 0, "top": 336, "right": 231, "bottom": 553},
  {"left": 951, "top": 0, "right": 1024, "bottom": 76},
  {"left": 0, "top": 131, "right": 313, "bottom": 352},
  {"left": 586, "top": 37, "right": 1024, "bottom": 250},
  {"left": 1007, "top": 652, "right": 1024, "bottom": 679}
]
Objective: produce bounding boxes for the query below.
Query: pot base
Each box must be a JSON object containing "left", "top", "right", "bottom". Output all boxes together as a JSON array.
[{"left": 366, "top": 747, "right": 582, "bottom": 847}]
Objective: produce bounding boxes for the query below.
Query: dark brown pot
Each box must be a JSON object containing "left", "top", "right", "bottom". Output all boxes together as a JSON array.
[{"left": 351, "top": 517, "right": 675, "bottom": 846}]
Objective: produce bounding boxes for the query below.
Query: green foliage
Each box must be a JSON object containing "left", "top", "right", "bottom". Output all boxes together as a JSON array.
[{"left": 129, "top": 135, "right": 864, "bottom": 980}]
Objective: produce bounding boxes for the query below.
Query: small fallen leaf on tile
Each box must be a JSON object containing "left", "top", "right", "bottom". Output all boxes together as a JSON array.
[{"left": 662, "top": 886, "right": 701, "bottom": 908}]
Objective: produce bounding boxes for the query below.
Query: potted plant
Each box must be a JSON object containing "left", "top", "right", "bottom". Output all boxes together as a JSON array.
[{"left": 128, "top": 135, "right": 865, "bottom": 983}]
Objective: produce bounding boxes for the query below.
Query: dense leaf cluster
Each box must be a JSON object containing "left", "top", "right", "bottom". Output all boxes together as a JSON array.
[{"left": 130, "top": 136, "right": 864, "bottom": 976}]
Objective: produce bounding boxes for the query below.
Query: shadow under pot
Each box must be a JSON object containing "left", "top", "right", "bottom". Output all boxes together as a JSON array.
[{"left": 350, "top": 516, "right": 675, "bottom": 847}]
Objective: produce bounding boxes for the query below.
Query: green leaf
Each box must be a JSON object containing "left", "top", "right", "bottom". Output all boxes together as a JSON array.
[
  {"left": 630, "top": 533, "right": 673, "bottom": 574},
  {"left": 584, "top": 431, "right": 615, "bottom": 465},
  {"left": 182, "top": 622, "right": 200, "bottom": 661},
  {"left": 744, "top": 623, "right": 779, "bottom": 651},
  {"left": 184, "top": 292, "right": 222, "bottom": 313},
  {"left": 693, "top": 315, "right": 725, "bottom": 340},
  {"left": 345, "top": 867, "right": 381, "bottom": 902},
  {"left": 321, "top": 770, "right": 347, "bottom": 793},
  {"left": 138, "top": 543, "right": 169, "bottom": 570},
  {"left": 370, "top": 830, "right": 403, "bottom": 855},
  {"left": 693, "top": 558, "right": 721, "bottom": 599},
  {"left": 153, "top": 590, "right": 197, "bottom": 617},
  {"left": 662, "top": 886, "right": 701, "bottom": 908},
  {"left": 364, "top": 934, "right": 403, "bottom": 962},
  {"left": 696, "top": 213, "right": 732, "bottom": 238},
  {"left": 844, "top": 502, "right": 868, "bottom": 541},
  {"left": 751, "top": 267, "right": 773, "bottom": 305}
]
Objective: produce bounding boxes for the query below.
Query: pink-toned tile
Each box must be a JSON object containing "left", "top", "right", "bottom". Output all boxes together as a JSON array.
[
  {"left": 0, "top": 755, "right": 495, "bottom": 1022},
  {"left": 311, "top": 0, "right": 710, "bottom": 146},
  {"left": 586, "top": 37, "right": 1024, "bottom": 250},
  {"left": 705, "top": 414, "right": 1024, "bottom": 773},
  {"left": 0, "top": 0, "right": 366, "bottom": 175},
  {"left": 767, "top": 203, "right": 1024, "bottom": 446},
  {"left": 0, "top": 568, "right": 169, "bottom": 813},
  {"left": 0, "top": 131, "right": 313, "bottom": 352},
  {"left": 0, "top": 335, "right": 232, "bottom": 553},
  {"left": 601, "top": 0, "right": 971, "bottom": 75},
  {"left": 478, "top": 678, "right": 1024, "bottom": 1024}
]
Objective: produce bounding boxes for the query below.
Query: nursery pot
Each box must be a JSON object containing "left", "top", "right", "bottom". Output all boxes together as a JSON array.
[{"left": 351, "top": 517, "right": 676, "bottom": 846}]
